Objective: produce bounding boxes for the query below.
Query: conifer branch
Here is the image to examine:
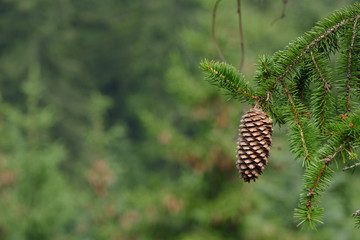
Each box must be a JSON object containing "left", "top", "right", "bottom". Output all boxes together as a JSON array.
[
  {"left": 310, "top": 50, "right": 331, "bottom": 88},
  {"left": 281, "top": 80, "right": 310, "bottom": 160},
  {"left": 297, "top": 139, "right": 350, "bottom": 229},
  {"left": 268, "top": 16, "right": 356, "bottom": 94},
  {"left": 345, "top": 16, "right": 359, "bottom": 115},
  {"left": 319, "top": 86, "right": 327, "bottom": 132},
  {"left": 203, "top": 3, "right": 360, "bottom": 229},
  {"left": 201, "top": 60, "right": 257, "bottom": 102},
  {"left": 305, "top": 155, "right": 334, "bottom": 216},
  {"left": 258, "top": 98, "right": 285, "bottom": 124},
  {"left": 310, "top": 49, "right": 331, "bottom": 132}
]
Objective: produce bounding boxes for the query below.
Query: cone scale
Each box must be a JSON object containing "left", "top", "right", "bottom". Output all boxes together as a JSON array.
[{"left": 236, "top": 106, "right": 273, "bottom": 182}]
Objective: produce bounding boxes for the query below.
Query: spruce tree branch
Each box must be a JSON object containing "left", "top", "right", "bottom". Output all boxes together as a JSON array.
[
  {"left": 343, "top": 162, "right": 360, "bottom": 171},
  {"left": 204, "top": 4, "right": 360, "bottom": 229},
  {"left": 258, "top": 98, "right": 285, "bottom": 124},
  {"left": 310, "top": 49, "right": 331, "bottom": 88},
  {"left": 204, "top": 62, "right": 258, "bottom": 101},
  {"left": 306, "top": 139, "right": 350, "bottom": 218},
  {"left": 320, "top": 87, "right": 327, "bottom": 132},
  {"left": 310, "top": 49, "right": 331, "bottom": 132},
  {"left": 257, "top": 60, "right": 286, "bottom": 123},
  {"left": 237, "top": 0, "right": 245, "bottom": 72},
  {"left": 212, "top": 0, "right": 227, "bottom": 62},
  {"left": 281, "top": 80, "right": 310, "bottom": 161},
  {"left": 267, "top": 16, "right": 356, "bottom": 94},
  {"left": 346, "top": 16, "right": 359, "bottom": 115}
]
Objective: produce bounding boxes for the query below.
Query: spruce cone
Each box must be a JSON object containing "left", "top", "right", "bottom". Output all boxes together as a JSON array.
[{"left": 236, "top": 106, "right": 273, "bottom": 182}]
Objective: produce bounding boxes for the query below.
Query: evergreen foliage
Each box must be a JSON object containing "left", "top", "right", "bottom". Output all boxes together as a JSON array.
[
  {"left": 202, "top": 3, "right": 360, "bottom": 229},
  {"left": 200, "top": 60, "right": 256, "bottom": 103}
]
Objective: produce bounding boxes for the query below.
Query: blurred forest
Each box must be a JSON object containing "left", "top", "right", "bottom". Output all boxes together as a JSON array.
[{"left": 0, "top": 0, "right": 360, "bottom": 239}]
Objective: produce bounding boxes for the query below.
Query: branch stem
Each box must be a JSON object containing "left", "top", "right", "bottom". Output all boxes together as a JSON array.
[
  {"left": 343, "top": 162, "right": 360, "bottom": 171},
  {"left": 271, "top": 0, "right": 288, "bottom": 26},
  {"left": 212, "top": 0, "right": 226, "bottom": 62},
  {"left": 237, "top": 0, "right": 245, "bottom": 72}
]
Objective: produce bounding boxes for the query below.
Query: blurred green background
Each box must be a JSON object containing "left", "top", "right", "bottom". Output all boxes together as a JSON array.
[{"left": 0, "top": 0, "right": 360, "bottom": 239}]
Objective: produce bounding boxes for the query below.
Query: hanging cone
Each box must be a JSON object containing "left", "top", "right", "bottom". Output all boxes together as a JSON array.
[{"left": 236, "top": 105, "right": 273, "bottom": 182}]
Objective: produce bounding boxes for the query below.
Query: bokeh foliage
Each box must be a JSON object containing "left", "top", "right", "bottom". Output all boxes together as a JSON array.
[{"left": 0, "top": 0, "right": 359, "bottom": 239}]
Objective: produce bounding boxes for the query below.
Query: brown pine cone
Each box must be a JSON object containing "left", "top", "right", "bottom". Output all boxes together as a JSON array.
[{"left": 236, "top": 106, "right": 273, "bottom": 182}]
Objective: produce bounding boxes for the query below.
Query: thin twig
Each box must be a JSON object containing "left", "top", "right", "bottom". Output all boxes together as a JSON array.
[
  {"left": 343, "top": 162, "right": 360, "bottom": 171},
  {"left": 237, "top": 0, "right": 245, "bottom": 72},
  {"left": 271, "top": 0, "right": 288, "bottom": 26},
  {"left": 212, "top": 0, "right": 226, "bottom": 62},
  {"left": 345, "top": 16, "right": 359, "bottom": 115}
]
